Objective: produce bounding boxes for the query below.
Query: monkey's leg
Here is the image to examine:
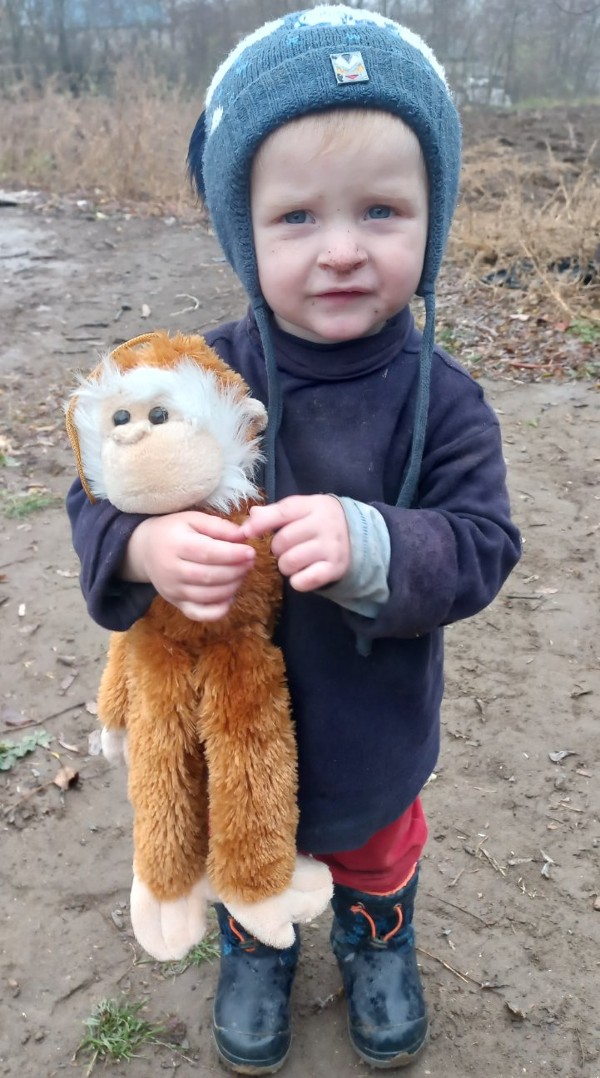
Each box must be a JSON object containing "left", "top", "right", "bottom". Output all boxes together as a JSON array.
[
  {"left": 97, "top": 633, "right": 130, "bottom": 763},
  {"left": 124, "top": 628, "right": 211, "bottom": 959},
  {"left": 198, "top": 631, "right": 332, "bottom": 947}
]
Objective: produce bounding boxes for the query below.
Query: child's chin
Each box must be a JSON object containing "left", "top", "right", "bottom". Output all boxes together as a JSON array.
[
  {"left": 276, "top": 313, "right": 386, "bottom": 344},
  {"left": 313, "top": 319, "right": 386, "bottom": 344}
]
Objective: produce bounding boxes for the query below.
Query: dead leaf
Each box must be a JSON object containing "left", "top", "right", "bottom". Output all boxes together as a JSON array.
[
  {"left": 505, "top": 1001, "right": 528, "bottom": 1021},
  {"left": 59, "top": 673, "right": 78, "bottom": 693},
  {"left": 55, "top": 569, "right": 79, "bottom": 578},
  {"left": 85, "top": 701, "right": 98, "bottom": 715},
  {"left": 53, "top": 765, "right": 79, "bottom": 790},
  {"left": 548, "top": 750, "right": 577, "bottom": 763},
  {"left": 540, "top": 849, "right": 555, "bottom": 878}
]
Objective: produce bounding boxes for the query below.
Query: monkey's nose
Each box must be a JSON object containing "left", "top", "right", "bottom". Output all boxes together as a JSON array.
[{"left": 112, "top": 422, "right": 150, "bottom": 445}]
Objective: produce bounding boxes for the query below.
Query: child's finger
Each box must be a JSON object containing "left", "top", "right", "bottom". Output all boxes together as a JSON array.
[
  {"left": 186, "top": 511, "right": 248, "bottom": 542},
  {"left": 289, "top": 561, "right": 335, "bottom": 592},
  {"left": 241, "top": 497, "right": 309, "bottom": 538},
  {"left": 185, "top": 535, "right": 256, "bottom": 567}
]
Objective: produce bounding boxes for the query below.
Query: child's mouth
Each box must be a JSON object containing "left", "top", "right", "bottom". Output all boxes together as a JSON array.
[{"left": 316, "top": 290, "right": 367, "bottom": 302}]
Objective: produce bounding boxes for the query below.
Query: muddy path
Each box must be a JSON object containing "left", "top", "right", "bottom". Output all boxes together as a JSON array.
[{"left": 0, "top": 200, "right": 599, "bottom": 1078}]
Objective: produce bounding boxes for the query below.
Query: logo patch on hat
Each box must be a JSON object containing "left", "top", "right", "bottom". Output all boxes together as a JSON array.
[{"left": 330, "top": 52, "right": 368, "bottom": 84}]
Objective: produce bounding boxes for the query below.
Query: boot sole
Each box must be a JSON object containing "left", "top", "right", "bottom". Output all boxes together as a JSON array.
[
  {"left": 213, "top": 1032, "right": 291, "bottom": 1075},
  {"left": 349, "top": 1023, "right": 429, "bottom": 1069}
]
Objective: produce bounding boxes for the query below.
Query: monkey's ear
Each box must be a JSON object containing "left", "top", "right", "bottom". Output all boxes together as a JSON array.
[
  {"left": 111, "top": 332, "right": 160, "bottom": 365},
  {"left": 65, "top": 395, "right": 96, "bottom": 503},
  {"left": 244, "top": 397, "right": 268, "bottom": 436}
]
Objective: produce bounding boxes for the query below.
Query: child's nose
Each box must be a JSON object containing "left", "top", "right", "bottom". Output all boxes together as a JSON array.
[{"left": 317, "top": 230, "right": 368, "bottom": 272}]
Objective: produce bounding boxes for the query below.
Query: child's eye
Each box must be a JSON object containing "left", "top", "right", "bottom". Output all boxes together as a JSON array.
[
  {"left": 283, "top": 210, "right": 309, "bottom": 224},
  {"left": 367, "top": 205, "right": 393, "bottom": 219}
]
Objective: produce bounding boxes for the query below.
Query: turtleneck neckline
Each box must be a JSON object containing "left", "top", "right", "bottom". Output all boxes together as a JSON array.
[{"left": 247, "top": 306, "right": 415, "bottom": 382}]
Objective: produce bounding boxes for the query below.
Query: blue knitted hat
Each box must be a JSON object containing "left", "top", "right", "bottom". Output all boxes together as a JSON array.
[{"left": 188, "top": 4, "right": 461, "bottom": 506}]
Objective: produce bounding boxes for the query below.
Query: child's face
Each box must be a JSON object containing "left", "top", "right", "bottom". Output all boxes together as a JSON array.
[{"left": 250, "top": 111, "right": 428, "bottom": 345}]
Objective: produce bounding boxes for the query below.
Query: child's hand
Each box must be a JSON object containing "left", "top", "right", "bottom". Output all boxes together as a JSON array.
[
  {"left": 123, "top": 512, "right": 255, "bottom": 621},
  {"left": 241, "top": 495, "right": 350, "bottom": 592}
]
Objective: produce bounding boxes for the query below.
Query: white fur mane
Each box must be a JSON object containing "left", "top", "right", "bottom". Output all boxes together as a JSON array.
[{"left": 70, "top": 356, "right": 264, "bottom": 512}]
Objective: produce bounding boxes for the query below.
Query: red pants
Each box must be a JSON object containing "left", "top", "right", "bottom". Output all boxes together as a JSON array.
[{"left": 314, "top": 798, "right": 427, "bottom": 894}]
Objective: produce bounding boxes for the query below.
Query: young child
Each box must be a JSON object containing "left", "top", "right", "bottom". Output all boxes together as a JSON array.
[{"left": 67, "top": 5, "right": 521, "bottom": 1073}]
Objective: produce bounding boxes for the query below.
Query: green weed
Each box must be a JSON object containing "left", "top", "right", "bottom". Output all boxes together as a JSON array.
[
  {"left": 76, "top": 997, "right": 167, "bottom": 1072},
  {"left": 1, "top": 491, "right": 62, "bottom": 517},
  {"left": 161, "top": 931, "right": 219, "bottom": 976},
  {"left": 0, "top": 729, "right": 51, "bottom": 771},
  {"left": 568, "top": 320, "right": 600, "bottom": 344},
  {"left": 437, "top": 326, "right": 459, "bottom": 350}
]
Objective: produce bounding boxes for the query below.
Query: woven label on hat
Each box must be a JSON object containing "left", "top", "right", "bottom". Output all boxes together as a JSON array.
[{"left": 330, "top": 52, "right": 369, "bottom": 84}]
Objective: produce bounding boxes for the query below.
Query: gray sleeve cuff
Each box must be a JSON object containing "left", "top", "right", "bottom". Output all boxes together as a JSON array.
[{"left": 318, "top": 496, "right": 391, "bottom": 617}]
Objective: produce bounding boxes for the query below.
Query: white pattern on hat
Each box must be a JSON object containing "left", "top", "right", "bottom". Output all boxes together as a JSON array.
[
  {"left": 206, "top": 5, "right": 449, "bottom": 114},
  {"left": 206, "top": 16, "right": 284, "bottom": 107},
  {"left": 209, "top": 105, "right": 223, "bottom": 135}
]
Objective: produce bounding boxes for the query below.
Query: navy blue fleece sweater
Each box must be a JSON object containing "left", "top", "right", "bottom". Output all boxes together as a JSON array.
[{"left": 66, "top": 307, "right": 521, "bottom": 852}]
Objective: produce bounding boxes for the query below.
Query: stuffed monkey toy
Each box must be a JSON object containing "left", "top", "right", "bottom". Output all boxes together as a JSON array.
[{"left": 66, "top": 330, "right": 332, "bottom": 960}]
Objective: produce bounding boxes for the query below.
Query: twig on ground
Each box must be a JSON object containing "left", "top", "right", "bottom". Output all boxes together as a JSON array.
[
  {"left": 430, "top": 892, "right": 496, "bottom": 927},
  {"left": 170, "top": 292, "right": 200, "bottom": 316},
  {"left": 479, "top": 846, "right": 507, "bottom": 877},
  {"left": 0, "top": 701, "right": 87, "bottom": 734},
  {"left": 417, "top": 946, "right": 506, "bottom": 991}
]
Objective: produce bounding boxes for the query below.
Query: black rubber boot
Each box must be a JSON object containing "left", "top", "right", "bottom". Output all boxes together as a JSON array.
[
  {"left": 330, "top": 869, "right": 428, "bottom": 1069},
  {"left": 212, "top": 903, "right": 299, "bottom": 1075}
]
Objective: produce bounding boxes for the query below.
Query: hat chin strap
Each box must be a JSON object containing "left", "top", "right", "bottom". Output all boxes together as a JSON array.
[
  {"left": 253, "top": 299, "right": 283, "bottom": 504},
  {"left": 396, "top": 289, "right": 435, "bottom": 509},
  {"left": 252, "top": 290, "right": 436, "bottom": 511}
]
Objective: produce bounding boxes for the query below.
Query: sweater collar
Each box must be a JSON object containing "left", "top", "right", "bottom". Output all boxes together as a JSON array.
[{"left": 247, "top": 306, "right": 415, "bottom": 382}]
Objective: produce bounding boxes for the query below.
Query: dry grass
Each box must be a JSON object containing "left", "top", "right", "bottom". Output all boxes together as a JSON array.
[
  {"left": 0, "top": 75, "right": 598, "bottom": 320},
  {"left": 451, "top": 138, "right": 600, "bottom": 321},
  {"left": 0, "top": 68, "right": 200, "bottom": 211}
]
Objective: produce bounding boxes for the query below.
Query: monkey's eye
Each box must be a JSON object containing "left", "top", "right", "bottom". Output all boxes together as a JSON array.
[
  {"left": 112, "top": 409, "right": 131, "bottom": 426},
  {"left": 148, "top": 406, "right": 168, "bottom": 425}
]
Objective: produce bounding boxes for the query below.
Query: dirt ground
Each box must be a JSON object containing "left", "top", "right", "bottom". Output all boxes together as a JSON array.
[{"left": 1, "top": 105, "right": 599, "bottom": 1078}]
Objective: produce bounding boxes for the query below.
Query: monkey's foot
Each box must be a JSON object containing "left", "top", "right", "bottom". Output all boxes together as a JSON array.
[
  {"left": 100, "top": 726, "right": 128, "bottom": 766},
  {"left": 223, "top": 855, "right": 334, "bottom": 949},
  {"left": 130, "top": 873, "right": 209, "bottom": 961}
]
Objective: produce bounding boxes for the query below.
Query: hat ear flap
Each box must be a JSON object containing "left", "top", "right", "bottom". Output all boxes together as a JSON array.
[{"left": 187, "top": 110, "right": 207, "bottom": 200}]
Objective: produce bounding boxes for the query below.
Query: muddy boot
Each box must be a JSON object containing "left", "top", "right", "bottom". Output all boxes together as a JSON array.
[
  {"left": 330, "top": 869, "right": 428, "bottom": 1068},
  {"left": 212, "top": 903, "right": 299, "bottom": 1074}
]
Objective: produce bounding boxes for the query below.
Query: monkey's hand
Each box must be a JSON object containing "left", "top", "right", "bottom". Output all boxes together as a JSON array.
[
  {"left": 129, "top": 872, "right": 211, "bottom": 961},
  {"left": 223, "top": 855, "right": 333, "bottom": 949},
  {"left": 100, "top": 726, "right": 129, "bottom": 766}
]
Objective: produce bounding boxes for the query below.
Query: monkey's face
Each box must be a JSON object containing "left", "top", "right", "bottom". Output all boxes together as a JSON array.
[
  {"left": 70, "top": 355, "right": 268, "bottom": 514},
  {"left": 100, "top": 396, "right": 224, "bottom": 514}
]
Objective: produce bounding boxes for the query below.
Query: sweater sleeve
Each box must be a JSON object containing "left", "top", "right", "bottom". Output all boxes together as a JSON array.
[
  {"left": 66, "top": 478, "right": 156, "bottom": 631},
  {"left": 342, "top": 408, "right": 521, "bottom": 642},
  {"left": 317, "top": 497, "right": 390, "bottom": 617}
]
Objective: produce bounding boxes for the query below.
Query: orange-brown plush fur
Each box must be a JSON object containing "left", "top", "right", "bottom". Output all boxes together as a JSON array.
[
  {"left": 98, "top": 511, "right": 297, "bottom": 904},
  {"left": 68, "top": 332, "right": 297, "bottom": 911}
]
